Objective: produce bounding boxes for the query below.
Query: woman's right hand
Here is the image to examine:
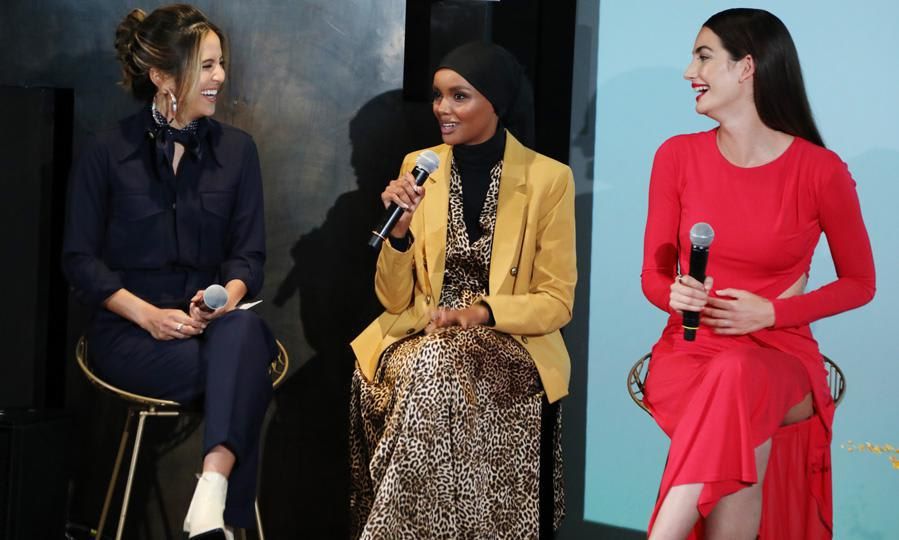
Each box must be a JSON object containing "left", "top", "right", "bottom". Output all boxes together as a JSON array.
[
  {"left": 669, "top": 274, "right": 714, "bottom": 315},
  {"left": 139, "top": 306, "right": 205, "bottom": 341},
  {"left": 380, "top": 172, "right": 425, "bottom": 238}
]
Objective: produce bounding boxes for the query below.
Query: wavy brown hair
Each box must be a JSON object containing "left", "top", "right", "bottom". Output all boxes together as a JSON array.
[
  {"left": 704, "top": 8, "right": 824, "bottom": 147},
  {"left": 114, "top": 4, "right": 226, "bottom": 122}
]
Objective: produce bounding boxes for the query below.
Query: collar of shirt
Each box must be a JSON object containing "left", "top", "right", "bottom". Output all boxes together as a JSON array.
[{"left": 112, "top": 107, "right": 224, "bottom": 167}]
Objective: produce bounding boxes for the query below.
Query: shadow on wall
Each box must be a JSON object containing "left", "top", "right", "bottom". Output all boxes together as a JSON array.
[{"left": 258, "top": 89, "right": 441, "bottom": 538}]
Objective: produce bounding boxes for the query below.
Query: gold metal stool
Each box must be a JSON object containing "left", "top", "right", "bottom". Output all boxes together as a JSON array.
[
  {"left": 626, "top": 351, "right": 845, "bottom": 416},
  {"left": 76, "top": 336, "right": 289, "bottom": 540}
]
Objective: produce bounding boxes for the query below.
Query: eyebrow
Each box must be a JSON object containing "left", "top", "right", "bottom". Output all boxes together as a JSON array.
[
  {"left": 433, "top": 85, "right": 472, "bottom": 93},
  {"left": 694, "top": 45, "right": 713, "bottom": 55}
]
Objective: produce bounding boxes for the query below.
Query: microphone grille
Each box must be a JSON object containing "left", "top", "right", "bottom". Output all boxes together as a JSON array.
[
  {"left": 689, "top": 222, "right": 715, "bottom": 247},
  {"left": 416, "top": 150, "right": 440, "bottom": 174},
  {"left": 203, "top": 284, "right": 229, "bottom": 310}
]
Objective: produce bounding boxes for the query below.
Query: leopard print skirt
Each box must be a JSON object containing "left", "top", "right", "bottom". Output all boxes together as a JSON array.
[{"left": 349, "top": 326, "right": 563, "bottom": 539}]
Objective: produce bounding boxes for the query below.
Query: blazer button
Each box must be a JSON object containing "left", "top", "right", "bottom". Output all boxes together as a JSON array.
[
  {"left": 510, "top": 266, "right": 518, "bottom": 276},
  {"left": 426, "top": 295, "right": 432, "bottom": 305},
  {"left": 521, "top": 336, "right": 529, "bottom": 344},
  {"left": 406, "top": 328, "right": 415, "bottom": 335}
]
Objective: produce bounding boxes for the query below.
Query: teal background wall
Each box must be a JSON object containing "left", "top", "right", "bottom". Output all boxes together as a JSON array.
[{"left": 584, "top": 1, "right": 899, "bottom": 537}]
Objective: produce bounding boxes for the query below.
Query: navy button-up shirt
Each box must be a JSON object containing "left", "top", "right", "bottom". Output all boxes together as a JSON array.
[{"left": 63, "top": 109, "right": 266, "bottom": 311}]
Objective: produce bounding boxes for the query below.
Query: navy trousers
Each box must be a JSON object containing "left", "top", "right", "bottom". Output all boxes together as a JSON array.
[{"left": 89, "top": 309, "right": 276, "bottom": 528}]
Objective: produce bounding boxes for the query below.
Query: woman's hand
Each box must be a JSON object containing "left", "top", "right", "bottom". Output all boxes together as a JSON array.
[
  {"left": 380, "top": 172, "right": 425, "bottom": 239},
  {"left": 188, "top": 289, "right": 230, "bottom": 323},
  {"left": 669, "top": 274, "right": 714, "bottom": 314},
  {"left": 425, "top": 305, "right": 490, "bottom": 333},
  {"left": 139, "top": 305, "right": 205, "bottom": 340},
  {"left": 702, "top": 289, "right": 775, "bottom": 335}
]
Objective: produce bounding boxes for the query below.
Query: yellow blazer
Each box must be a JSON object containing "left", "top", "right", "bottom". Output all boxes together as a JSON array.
[{"left": 351, "top": 131, "right": 576, "bottom": 403}]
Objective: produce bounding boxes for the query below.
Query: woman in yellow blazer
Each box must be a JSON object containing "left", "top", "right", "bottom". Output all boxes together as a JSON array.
[{"left": 349, "top": 42, "right": 576, "bottom": 539}]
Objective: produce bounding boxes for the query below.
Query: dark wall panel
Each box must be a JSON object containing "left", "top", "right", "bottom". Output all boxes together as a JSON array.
[{"left": 0, "top": 87, "right": 72, "bottom": 409}]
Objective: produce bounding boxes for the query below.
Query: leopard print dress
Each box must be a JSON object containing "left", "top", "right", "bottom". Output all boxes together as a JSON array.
[{"left": 349, "top": 159, "right": 564, "bottom": 539}]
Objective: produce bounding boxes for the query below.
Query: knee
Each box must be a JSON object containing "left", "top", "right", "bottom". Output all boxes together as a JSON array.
[
  {"left": 707, "top": 347, "right": 758, "bottom": 384},
  {"left": 211, "top": 309, "right": 272, "bottom": 342},
  {"left": 205, "top": 311, "right": 276, "bottom": 363},
  {"left": 212, "top": 309, "right": 267, "bottom": 336}
]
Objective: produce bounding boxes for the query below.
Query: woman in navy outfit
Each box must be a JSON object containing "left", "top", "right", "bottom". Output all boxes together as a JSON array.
[{"left": 62, "top": 5, "right": 274, "bottom": 539}]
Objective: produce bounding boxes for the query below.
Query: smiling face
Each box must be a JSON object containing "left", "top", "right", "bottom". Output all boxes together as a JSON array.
[
  {"left": 432, "top": 68, "right": 498, "bottom": 146},
  {"left": 683, "top": 26, "right": 753, "bottom": 120},
  {"left": 178, "top": 31, "right": 226, "bottom": 122}
]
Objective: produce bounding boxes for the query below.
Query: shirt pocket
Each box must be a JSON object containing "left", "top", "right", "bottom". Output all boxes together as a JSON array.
[{"left": 107, "top": 194, "right": 170, "bottom": 266}]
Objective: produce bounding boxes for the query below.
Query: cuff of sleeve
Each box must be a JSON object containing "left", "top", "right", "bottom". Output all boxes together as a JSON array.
[
  {"left": 771, "top": 296, "right": 804, "bottom": 329},
  {"left": 378, "top": 231, "right": 415, "bottom": 272},
  {"left": 88, "top": 282, "right": 125, "bottom": 310},
  {"left": 220, "top": 261, "right": 260, "bottom": 298},
  {"left": 478, "top": 300, "right": 496, "bottom": 326},
  {"left": 387, "top": 232, "right": 413, "bottom": 252}
]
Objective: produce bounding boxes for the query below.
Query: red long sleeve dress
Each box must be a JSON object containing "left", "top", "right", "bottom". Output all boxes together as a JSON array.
[{"left": 641, "top": 129, "right": 875, "bottom": 538}]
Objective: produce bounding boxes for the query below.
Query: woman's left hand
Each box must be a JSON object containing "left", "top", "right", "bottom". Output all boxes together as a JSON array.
[
  {"left": 702, "top": 288, "right": 775, "bottom": 335},
  {"left": 188, "top": 289, "right": 231, "bottom": 323},
  {"left": 426, "top": 305, "right": 490, "bottom": 333}
]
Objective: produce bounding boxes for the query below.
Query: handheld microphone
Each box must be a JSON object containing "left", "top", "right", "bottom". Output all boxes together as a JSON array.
[
  {"left": 201, "top": 284, "right": 229, "bottom": 312},
  {"left": 683, "top": 222, "right": 715, "bottom": 341},
  {"left": 368, "top": 150, "right": 440, "bottom": 249}
]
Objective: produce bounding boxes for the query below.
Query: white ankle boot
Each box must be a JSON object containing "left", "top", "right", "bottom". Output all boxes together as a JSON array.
[{"left": 183, "top": 471, "right": 229, "bottom": 538}]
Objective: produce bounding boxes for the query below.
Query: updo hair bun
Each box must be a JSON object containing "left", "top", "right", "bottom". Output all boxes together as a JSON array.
[{"left": 115, "top": 9, "right": 152, "bottom": 97}]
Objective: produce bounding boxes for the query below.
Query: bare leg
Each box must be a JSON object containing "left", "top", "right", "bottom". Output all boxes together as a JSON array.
[
  {"left": 651, "top": 392, "right": 814, "bottom": 540},
  {"left": 203, "top": 444, "right": 236, "bottom": 477},
  {"left": 781, "top": 393, "right": 813, "bottom": 426},
  {"left": 706, "top": 392, "right": 814, "bottom": 539},
  {"left": 648, "top": 483, "right": 703, "bottom": 540},
  {"left": 705, "top": 439, "right": 770, "bottom": 539}
]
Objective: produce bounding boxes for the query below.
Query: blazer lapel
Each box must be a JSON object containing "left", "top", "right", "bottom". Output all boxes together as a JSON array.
[
  {"left": 423, "top": 144, "right": 452, "bottom": 298},
  {"left": 489, "top": 131, "right": 528, "bottom": 295}
]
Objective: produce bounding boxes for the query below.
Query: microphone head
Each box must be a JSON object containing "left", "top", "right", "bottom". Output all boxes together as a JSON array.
[
  {"left": 203, "top": 284, "right": 229, "bottom": 310},
  {"left": 415, "top": 150, "right": 440, "bottom": 174},
  {"left": 689, "top": 222, "right": 715, "bottom": 248}
]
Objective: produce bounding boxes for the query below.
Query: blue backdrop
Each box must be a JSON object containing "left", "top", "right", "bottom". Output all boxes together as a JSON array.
[{"left": 585, "top": 1, "right": 899, "bottom": 536}]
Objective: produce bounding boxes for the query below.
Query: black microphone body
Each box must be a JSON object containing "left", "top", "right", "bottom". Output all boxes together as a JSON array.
[
  {"left": 682, "top": 222, "right": 715, "bottom": 341},
  {"left": 682, "top": 245, "right": 709, "bottom": 341},
  {"left": 368, "top": 150, "right": 440, "bottom": 249}
]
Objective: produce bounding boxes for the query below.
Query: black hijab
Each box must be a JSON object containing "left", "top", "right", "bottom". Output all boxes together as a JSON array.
[{"left": 437, "top": 41, "right": 535, "bottom": 148}]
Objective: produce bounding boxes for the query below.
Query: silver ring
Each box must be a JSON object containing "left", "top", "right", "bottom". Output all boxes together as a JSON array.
[{"left": 176, "top": 322, "right": 184, "bottom": 332}]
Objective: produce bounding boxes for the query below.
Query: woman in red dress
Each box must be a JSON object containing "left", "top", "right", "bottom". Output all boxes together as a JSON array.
[{"left": 641, "top": 9, "right": 876, "bottom": 539}]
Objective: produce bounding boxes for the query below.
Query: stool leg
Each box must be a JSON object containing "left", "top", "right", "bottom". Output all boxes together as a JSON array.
[
  {"left": 115, "top": 409, "right": 149, "bottom": 540},
  {"left": 97, "top": 409, "right": 134, "bottom": 539},
  {"left": 255, "top": 498, "right": 265, "bottom": 539}
]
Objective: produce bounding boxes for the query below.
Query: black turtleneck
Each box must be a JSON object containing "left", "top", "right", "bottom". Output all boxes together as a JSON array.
[{"left": 452, "top": 126, "right": 506, "bottom": 242}]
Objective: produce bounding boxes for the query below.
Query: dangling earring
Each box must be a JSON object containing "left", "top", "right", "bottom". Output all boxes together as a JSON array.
[
  {"left": 153, "top": 90, "right": 177, "bottom": 124},
  {"left": 168, "top": 91, "right": 178, "bottom": 118},
  {"left": 151, "top": 95, "right": 165, "bottom": 125}
]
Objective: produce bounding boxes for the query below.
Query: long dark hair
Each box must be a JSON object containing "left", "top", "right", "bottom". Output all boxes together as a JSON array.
[{"left": 704, "top": 8, "right": 824, "bottom": 147}]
